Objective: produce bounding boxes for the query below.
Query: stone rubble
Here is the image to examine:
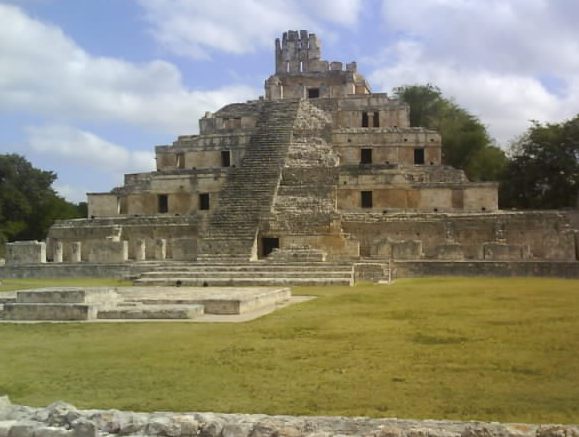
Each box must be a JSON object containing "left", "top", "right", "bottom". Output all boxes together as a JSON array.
[{"left": 0, "top": 397, "right": 577, "bottom": 437}]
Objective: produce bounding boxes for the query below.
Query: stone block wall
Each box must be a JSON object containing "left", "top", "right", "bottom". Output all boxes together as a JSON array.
[
  {"left": 342, "top": 211, "right": 577, "bottom": 261},
  {"left": 87, "top": 240, "right": 128, "bottom": 263},
  {"left": 5, "top": 241, "right": 46, "bottom": 265}
]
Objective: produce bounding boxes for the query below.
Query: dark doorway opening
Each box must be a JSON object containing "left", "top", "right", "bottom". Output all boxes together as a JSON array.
[
  {"left": 361, "top": 191, "right": 373, "bottom": 208},
  {"left": 307, "top": 88, "right": 320, "bottom": 99},
  {"left": 199, "top": 193, "right": 210, "bottom": 210},
  {"left": 361, "top": 112, "right": 369, "bottom": 127},
  {"left": 262, "top": 237, "right": 279, "bottom": 257},
  {"left": 158, "top": 194, "right": 169, "bottom": 213},
  {"left": 361, "top": 148, "right": 372, "bottom": 164},
  {"left": 414, "top": 148, "right": 425, "bottom": 165},
  {"left": 221, "top": 150, "right": 231, "bottom": 167}
]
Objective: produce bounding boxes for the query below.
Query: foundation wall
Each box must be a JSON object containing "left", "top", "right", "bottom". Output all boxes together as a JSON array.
[{"left": 342, "top": 211, "right": 577, "bottom": 260}]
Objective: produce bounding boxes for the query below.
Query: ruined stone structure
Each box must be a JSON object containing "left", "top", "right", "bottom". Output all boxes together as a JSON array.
[
  {"left": 6, "top": 30, "right": 577, "bottom": 280},
  {"left": 1, "top": 397, "right": 577, "bottom": 437}
]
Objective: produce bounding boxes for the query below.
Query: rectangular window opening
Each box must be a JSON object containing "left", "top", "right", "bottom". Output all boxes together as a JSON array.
[
  {"left": 176, "top": 152, "right": 185, "bottom": 169},
  {"left": 414, "top": 148, "right": 425, "bottom": 165},
  {"left": 158, "top": 194, "right": 169, "bottom": 213},
  {"left": 373, "top": 111, "right": 380, "bottom": 127},
  {"left": 361, "top": 112, "right": 369, "bottom": 128},
  {"left": 307, "top": 88, "right": 320, "bottom": 99},
  {"left": 221, "top": 150, "right": 231, "bottom": 167},
  {"left": 361, "top": 191, "right": 373, "bottom": 208},
  {"left": 360, "top": 148, "right": 372, "bottom": 164},
  {"left": 199, "top": 193, "right": 210, "bottom": 210}
]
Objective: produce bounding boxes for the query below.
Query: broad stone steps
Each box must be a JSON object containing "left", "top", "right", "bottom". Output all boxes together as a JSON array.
[
  {"left": 134, "top": 277, "right": 352, "bottom": 287},
  {"left": 133, "top": 261, "right": 355, "bottom": 286},
  {"left": 139, "top": 271, "right": 352, "bottom": 279},
  {"left": 138, "top": 264, "right": 353, "bottom": 272},
  {"left": 198, "top": 99, "right": 302, "bottom": 258}
]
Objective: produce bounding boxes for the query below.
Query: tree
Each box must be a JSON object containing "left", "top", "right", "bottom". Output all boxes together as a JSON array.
[
  {"left": 500, "top": 116, "right": 579, "bottom": 209},
  {"left": 0, "top": 154, "right": 84, "bottom": 250},
  {"left": 394, "top": 84, "right": 506, "bottom": 181}
]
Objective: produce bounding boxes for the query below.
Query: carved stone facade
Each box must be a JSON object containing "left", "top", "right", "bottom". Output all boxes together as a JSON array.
[{"left": 44, "top": 30, "right": 576, "bottom": 265}]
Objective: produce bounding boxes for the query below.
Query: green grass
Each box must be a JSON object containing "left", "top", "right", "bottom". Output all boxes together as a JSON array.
[{"left": 0, "top": 277, "right": 578, "bottom": 423}]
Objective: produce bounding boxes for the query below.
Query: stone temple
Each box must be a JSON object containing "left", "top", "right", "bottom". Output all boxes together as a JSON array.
[{"left": 5, "top": 30, "right": 578, "bottom": 282}]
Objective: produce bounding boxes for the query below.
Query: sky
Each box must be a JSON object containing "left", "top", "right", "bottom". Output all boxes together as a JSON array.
[{"left": 1, "top": 0, "right": 578, "bottom": 203}]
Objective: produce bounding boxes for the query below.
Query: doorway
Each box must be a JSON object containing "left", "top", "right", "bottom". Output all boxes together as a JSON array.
[{"left": 261, "top": 237, "right": 279, "bottom": 258}]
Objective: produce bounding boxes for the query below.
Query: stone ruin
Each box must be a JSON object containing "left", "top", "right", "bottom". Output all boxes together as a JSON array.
[
  {"left": 0, "top": 396, "right": 577, "bottom": 437},
  {"left": 0, "top": 286, "right": 292, "bottom": 322},
  {"left": 2, "top": 30, "right": 579, "bottom": 283}
]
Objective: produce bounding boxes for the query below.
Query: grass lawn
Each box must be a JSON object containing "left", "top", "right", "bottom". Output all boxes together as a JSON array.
[{"left": 0, "top": 276, "right": 578, "bottom": 423}]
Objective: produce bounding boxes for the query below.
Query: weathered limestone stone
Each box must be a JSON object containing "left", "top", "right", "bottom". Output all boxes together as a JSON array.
[
  {"left": 155, "top": 238, "right": 167, "bottom": 260},
  {"left": 87, "top": 240, "right": 128, "bottom": 263},
  {"left": 134, "top": 239, "right": 146, "bottom": 261},
  {"left": 483, "top": 242, "right": 530, "bottom": 260},
  {"left": 72, "top": 419, "right": 97, "bottom": 437},
  {"left": 145, "top": 415, "right": 181, "bottom": 436},
  {"left": 5, "top": 241, "right": 46, "bottom": 265},
  {"left": 391, "top": 240, "right": 423, "bottom": 260},
  {"left": 70, "top": 242, "right": 81, "bottom": 263},
  {"left": 171, "top": 237, "right": 197, "bottom": 261},
  {"left": 432, "top": 243, "right": 465, "bottom": 260},
  {"left": 53, "top": 241, "right": 63, "bottom": 263}
]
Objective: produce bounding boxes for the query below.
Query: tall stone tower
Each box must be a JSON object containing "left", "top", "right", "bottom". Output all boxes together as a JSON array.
[{"left": 265, "top": 30, "right": 370, "bottom": 100}]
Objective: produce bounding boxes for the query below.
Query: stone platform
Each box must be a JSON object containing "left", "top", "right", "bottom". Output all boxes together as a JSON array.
[{"left": 0, "top": 286, "right": 293, "bottom": 322}]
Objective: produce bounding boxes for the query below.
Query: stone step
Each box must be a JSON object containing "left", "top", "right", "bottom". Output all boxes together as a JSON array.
[
  {"left": 97, "top": 304, "right": 204, "bottom": 320},
  {"left": 139, "top": 271, "right": 352, "bottom": 279},
  {"left": 141, "top": 264, "right": 353, "bottom": 272},
  {"left": 134, "top": 277, "right": 353, "bottom": 287},
  {"left": 2, "top": 303, "right": 97, "bottom": 321}
]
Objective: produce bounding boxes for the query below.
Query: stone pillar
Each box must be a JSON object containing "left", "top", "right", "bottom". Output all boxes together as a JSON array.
[
  {"left": 53, "top": 241, "right": 63, "bottom": 263},
  {"left": 135, "top": 239, "right": 146, "bottom": 261},
  {"left": 155, "top": 239, "right": 166, "bottom": 260},
  {"left": 71, "top": 242, "right": 82, "bottom": 263}
]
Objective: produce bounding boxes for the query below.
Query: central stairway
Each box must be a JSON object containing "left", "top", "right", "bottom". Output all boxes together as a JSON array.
[
  {"left": 197, "top": 99, "right": 301, "bottom": 261},
  {"left": 133, "top": 261, "right": 354, "bottom": 287}
]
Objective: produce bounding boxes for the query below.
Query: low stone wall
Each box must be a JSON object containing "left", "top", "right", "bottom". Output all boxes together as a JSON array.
[
  {"left": 0, "top": 397, "right": 577, "bottom": 437},
  {"left": 0, "top": 262, "right": 150, "bottom": 279},
  {"left": 395, "top": 260, "right": 579, "bottom": 278},
  {"left": 5, "top": 241, "right": 46, "bottom": 265}
]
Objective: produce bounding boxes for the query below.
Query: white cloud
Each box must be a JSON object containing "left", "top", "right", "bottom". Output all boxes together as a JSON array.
[
  {"left": 0, "top": 4, "right": 258, "bottom": 133},
  {"left": 136, "top": 0, "right": 362, "bottom": 58},
  {"left": 53, "top": 183, "right": 89, "bottom": 204},
  {"left": 26, "top": 125, "right": 155, "bottom": 174},
  {"left": 371, "top": 0, "right": 579, "bottom": 145}
]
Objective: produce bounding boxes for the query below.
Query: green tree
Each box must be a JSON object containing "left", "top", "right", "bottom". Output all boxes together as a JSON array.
[
  {"left": 500, "top": 116, "right": 579, "bottom": 209},
  {"left": 394, "top": 84, "right": 506, "bottom": 181},
  {"left": 0, "top": 154, "right": 84, "bottom": 249}
]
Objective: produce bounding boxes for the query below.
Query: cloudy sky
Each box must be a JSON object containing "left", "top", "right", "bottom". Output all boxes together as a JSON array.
[{"left": 1, "top": 0, "right": 578, "bottom": 202}]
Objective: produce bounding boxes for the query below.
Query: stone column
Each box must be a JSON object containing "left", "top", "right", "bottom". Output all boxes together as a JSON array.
[
  {"left": 135, "top": 239, "right": 146, "bottom": 261},
  {"left": 155, "top": 239, "right": 166, "bottom": 260},
  {"left": 53, "top": 241, "right": 63, "bottom": 263},
  {"left": 71, "top": 242, "right": 82, "bottom": 263}
]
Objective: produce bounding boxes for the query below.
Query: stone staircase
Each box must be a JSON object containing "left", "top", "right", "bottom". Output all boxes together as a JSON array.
[
  {"left": 133, "top": 261, "right": 354, "bottom": 287},
  {"left": 197, "top": 99, "right": 302, "bottom": 261}
]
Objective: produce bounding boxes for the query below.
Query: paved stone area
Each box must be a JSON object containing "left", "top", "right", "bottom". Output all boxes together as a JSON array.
[{"left": 0, "top": 286, "right": 306, "bottom": 323}]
